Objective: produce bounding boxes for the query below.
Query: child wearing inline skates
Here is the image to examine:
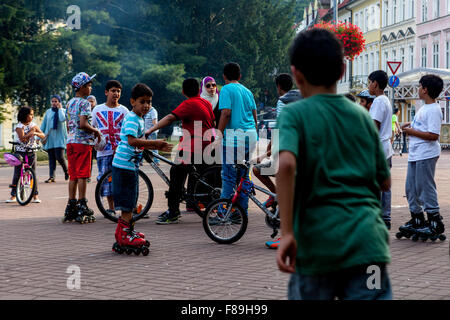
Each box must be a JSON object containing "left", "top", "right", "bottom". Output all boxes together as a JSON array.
[
  {"left": 397, "top": 75, "right": 445, "bottom": 242},
  {"left": 111, "top": 83, "right": 172, "bottom": 255},
  {"left": 63, "top": 72, "right": 102, "bottom": 223},
  {"left": 276, "top": 28, "right": 392, "bottom": 300}
]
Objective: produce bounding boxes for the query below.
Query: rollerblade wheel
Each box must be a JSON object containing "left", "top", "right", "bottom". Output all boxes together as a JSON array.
[
  {"left": 412, "top": 234, "right": 419, "bottom": 242},
  {"left": 439, "top": 234, "right": 446, "bottom": 241},
  {"left": 395, "top": 232, "right": 403, "bottom": 239},
  {"left": 145, "top": 240, "right": 150, "bottom": 247},
  {"left": 141, "top": 246, "right": 150, "bottom": 256},
  {"left": 134, "top": 248, "right": 141, "bottom": 256},
  {"left": 126, "top": 248, "right": 133, "bottom": 255},
  {"left": 112, "top": 243, "right": 124, "bottom": 254}
]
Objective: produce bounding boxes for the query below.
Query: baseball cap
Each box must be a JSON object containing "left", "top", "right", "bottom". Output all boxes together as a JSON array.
[
  {"left": 356, "top": 90, "right": 376, "bottom": 100},
  {"left": 71, "top": 72, "right": 96, "bottom": 90}
]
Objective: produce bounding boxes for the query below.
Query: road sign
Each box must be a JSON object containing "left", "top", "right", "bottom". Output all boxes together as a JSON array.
[
  {"left": 387, "top": 61, "right": 402, "bottom": 75},
  {"left": 389, "top": 75, "right": 400, "bottom": 88}
]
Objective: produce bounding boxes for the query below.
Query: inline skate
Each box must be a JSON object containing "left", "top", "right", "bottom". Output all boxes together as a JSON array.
[
  {"left": 396, "top": 211, "right": 426, "bottom": 242},
  {"left": 416, "top": 212, "right": 446, "bottom": 242},
  {"left": 62, "top": 199, "right": 78, "bottom": 223},
  {"left": 75, "top": 198, "right": 96, "bottom": 223},
  {"left": 112, "top": 218, "right": 150, "bottom": 256}
]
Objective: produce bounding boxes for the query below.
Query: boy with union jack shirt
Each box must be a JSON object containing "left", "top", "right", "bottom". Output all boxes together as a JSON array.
[{"left": 92, "top": 80, "right": 129, "bottom": 214}]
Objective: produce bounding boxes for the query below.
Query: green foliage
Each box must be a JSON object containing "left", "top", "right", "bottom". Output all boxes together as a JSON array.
[{"left": 1, "top": 0, "right": 298, "bottom": 121}]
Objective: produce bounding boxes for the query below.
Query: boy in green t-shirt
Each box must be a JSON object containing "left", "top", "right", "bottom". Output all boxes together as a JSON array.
[{"left": 275, "top": 28, "right": 392, "bottom": 300}]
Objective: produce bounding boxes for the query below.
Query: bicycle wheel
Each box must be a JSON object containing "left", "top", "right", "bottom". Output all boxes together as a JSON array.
[
  {"left": 95, "top": 169, "right": 154, "bottom": 222},
  {"left": 16, "top": 167, "right": 36, "bottom": 206},
  {"left": 191, "top": 165, "right": 222, "bottom": 218},
  {"left": 203, "top": 198, "right": 248, "bottom": 244}
]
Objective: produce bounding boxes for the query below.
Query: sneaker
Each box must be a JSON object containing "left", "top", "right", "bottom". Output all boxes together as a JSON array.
[
  {"left": 45, "top": 177, "right": 55, "bottom": 183},
  {"left": 265, "top": 238, "right": 281, "bottom": 249},
  {"left": 156, "top": 210, "right": 180, "bottom": 224},
  {"left": 384, "top": 220, "right": 391, "bottom": 230},
  {"left": 156, "top": 214, "right": 179, "bottom": 225},
  {"left": 32, "top": 199, "right": 42, "bottom": 203},
  {"left": 65, "top": 172, "right": 69, "bottom": 181},
  {"left": 5, "top": 197, "right": 17, "bottom": 203}
]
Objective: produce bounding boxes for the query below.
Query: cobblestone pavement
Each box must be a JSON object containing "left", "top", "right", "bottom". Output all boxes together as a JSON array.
[{"left": 0, "top": 151, "right": 449, "bottom": 300}]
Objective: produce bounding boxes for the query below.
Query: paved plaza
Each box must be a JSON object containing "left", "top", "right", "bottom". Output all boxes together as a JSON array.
[{"left": 0, "top": 151, "right": 450, "bottom": 300}]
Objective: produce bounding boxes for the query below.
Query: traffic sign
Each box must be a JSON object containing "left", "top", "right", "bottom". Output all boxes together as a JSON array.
[
  {"left": 389, "top": 75, "right": 400, "bottom": 88},
  {"left": 387, "top": 61, "right": 402, "bottom": 75}
]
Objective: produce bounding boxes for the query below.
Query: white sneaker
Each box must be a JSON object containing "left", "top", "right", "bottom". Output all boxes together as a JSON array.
[
  {"left": 32, "top": 199, "right": 42, "bottom": 203},
  {"left": 5, "top": 198, "right": 17, "bottom": 203}
]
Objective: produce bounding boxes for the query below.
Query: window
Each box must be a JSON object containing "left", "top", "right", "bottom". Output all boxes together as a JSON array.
[
  {"left": 400, "top": 47, "right": 405, "bottom": 72},
  {"left": 384, "top": 1, "right": 389, "bottom": 26},
  {"left": 447, "top": 40, "right": 450, "bottom": 69},
  {"left": 364, "top": 9, "right": 368, "bottom": 32},
  {"left": 433, "top": 0, "right": 440, "bottom": 18},
  {"left": 355, "top": 13, "right": 359, "bottom": 27},
  {"left": 409, "top": 45, "right": 414, "bottom": 69},
  {"left": 421, "top": 46, "right": 427, "bottom": 67},
  {"left": 365, "top": 54, "right": 369, "bottom": 76},
  {"left": 370, "top": 52, "right": 375, "bottom": 73},
  {"left": 448, "top": 0, "right": 450, "bottom": 14},
  {"left": 422, "top": 0, "right": 428, "bottom": 22},
  {"left": 393, "top": 0, "right": 397, "bottom": 24},
  {"left": 433, "top": 43, "right": 439, "bottom": 68},
  {"left": 392, "top": 49, "right": 397, "bottom": 62},
  {"left": 410, "top": 0, "right": 415, "bottom": 19},
  {"left": 376, "top": 51, "right": 380, "bottom": 70},
  {"left": 401, "top": 0, "right": 406, "bottom": 21}
]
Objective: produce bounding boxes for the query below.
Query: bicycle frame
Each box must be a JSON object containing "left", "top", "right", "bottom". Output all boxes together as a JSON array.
[
  {"left": 142, "top": 150, "right": 220, "bottom": 199},
  {"left": 231, "top": 164, "right": 278, "bottom": 222}
]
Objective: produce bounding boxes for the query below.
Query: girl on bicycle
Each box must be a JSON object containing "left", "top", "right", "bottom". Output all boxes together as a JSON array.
[{"left": 6, "top": 106, "right": 45, "bottom": 203}]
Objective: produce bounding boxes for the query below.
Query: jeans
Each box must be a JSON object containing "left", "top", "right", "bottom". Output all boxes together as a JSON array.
[
  {"left": 288, "top": 264, "right": 392, "bottom": 300},
  {"left": 220, "top": 144, "right": 253, "bottom": 214},
  {"left": 381, "top": 157, "right": 392, "bottom": 222},
  {"left": 47, "top": 147, "right": 68, "bottom": 178},
  {"left": 112, "top": 166, "right": 138, "bottom": 213},
  {"left": 405, "top": 157, "right": 439, "bottom": 214}
]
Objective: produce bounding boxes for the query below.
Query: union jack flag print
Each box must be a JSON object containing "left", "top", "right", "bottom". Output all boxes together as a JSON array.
[{"left": 95, "top": 110, "right": 126, "bottom": 151}]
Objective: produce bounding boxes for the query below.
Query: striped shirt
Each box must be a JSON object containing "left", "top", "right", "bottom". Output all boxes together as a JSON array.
[{"left": 112, "top": 111, "right": 144, "bottom": 171}]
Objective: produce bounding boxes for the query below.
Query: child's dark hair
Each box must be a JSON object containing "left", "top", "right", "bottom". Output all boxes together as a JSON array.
[
  {"left": 393, "top": 107, "right": 399, "bottom": 114},
  {"left": 345, "top": 93, "right": 356, "bottom": 102},
  {"left": 419, "top": 74, "right": 444, "bottom": 99},
  {"left": 182, "top": 78, "right": 200, "bottom": 98},
  {"left": 275, "top": 74, "right": 294, "bottom": 92},
  {"left": 106, "top": 80, "right": 123, "bottom": 91},
  {"left": 368, "top": 70, "right": 388, "bottom": 90},
  {"left": 289, "top": 28, "right": 343, "bottom": 87},
  {"left": 17, "top": 106, "right": 33, "bottom": 123},
  {"left": 131, "top": 83, "right": 153, "bottom": 100},
  {"left": 223, "top": 62, "right": 241, "bottom": 81}
]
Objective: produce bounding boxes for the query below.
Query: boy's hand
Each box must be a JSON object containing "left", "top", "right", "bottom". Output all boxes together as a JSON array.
[
  {"left": 93, "top": 129, "right": 101, "bottom": 140},
  {"left": 276, "top": 233, "right": 297, "bottom": 274},
  {"left": 151, "top": 140, "right": 173, "bottom": 152}
]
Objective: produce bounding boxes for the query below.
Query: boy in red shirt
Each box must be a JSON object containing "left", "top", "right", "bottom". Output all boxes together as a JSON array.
[{"left": 146, "top": 78, "right": 215, "bottom": 224}]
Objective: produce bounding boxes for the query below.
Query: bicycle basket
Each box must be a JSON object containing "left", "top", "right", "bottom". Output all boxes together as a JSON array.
[{"left": 3, "top": 153, "right": 22, "bottom": 166}]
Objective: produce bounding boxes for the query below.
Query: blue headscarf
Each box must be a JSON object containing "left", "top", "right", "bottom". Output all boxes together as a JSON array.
[{"left": 51, "top": 94, "right": 62, "bottom": 130}]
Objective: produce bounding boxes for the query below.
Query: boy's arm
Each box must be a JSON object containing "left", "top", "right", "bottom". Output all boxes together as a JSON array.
[
  {"left": 127, "top": 135, "right": 173, "bottom": 152},
  {"left": 145, "top": 114, "right": 176, "bottom": 136},
  {"left": 402, "top": 127, "right": 439, "bottom": 141},
  {"left": 276, "top": 150, "right": 297, "bottom": 274},
  {"left": 218, "top": 109, "right": 231, "bottom": 135},
  {"left": 252, "top": 109, "right": 258, "bottom": 131},
  {"left": 79, "top": 115, "right": 101, "bottom": 140}
]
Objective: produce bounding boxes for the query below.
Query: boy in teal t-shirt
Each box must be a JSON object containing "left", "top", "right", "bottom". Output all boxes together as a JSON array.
[{"left": 275, "top": 29, "right": 392, "bottom": 300}]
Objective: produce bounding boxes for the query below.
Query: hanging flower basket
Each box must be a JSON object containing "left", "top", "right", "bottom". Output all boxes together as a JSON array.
[{"left": 311, "top": 21, "right": 366, "bottom": 61}]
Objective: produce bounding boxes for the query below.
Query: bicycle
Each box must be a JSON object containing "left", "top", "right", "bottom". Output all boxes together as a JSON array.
[
  {"left": 392, "top": 132, "right": 403, "bottom": 156},
  {"left": 202, "top": 160, "right": 279, "bottom": 244},
  {"left": 3, "top": 142, "right": 40, "bottom": 206},
  {"left": 95, "top": 149, "right": 222, "bottom": 222}
]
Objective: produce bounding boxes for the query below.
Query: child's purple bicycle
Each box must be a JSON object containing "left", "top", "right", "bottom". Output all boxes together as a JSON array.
[{"left": 3, "top": 142, "right": 39, "bottom": 205}]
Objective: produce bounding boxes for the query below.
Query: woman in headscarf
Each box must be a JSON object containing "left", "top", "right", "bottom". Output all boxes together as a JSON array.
[
  {"left": 40, "top": 94, "right": 68, "bottom": 183},
  {"left": 200, "top": 76, "right": 220, "bottom": 128}
]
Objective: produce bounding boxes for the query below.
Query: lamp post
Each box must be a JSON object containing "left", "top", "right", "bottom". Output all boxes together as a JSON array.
[{"left": 333, "top": 0, "right": 338, "bottom": 24}]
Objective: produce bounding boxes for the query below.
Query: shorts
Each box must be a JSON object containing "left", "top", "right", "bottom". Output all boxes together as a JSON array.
[
  {"left": 97, "top": 155, "right": 114, "bottom": 197},
  {"left": 67, "top": 143, "right": 92, "bottom": 181},
  {"left": 112, "top": 166, "right": 138, "bottom": 213}
]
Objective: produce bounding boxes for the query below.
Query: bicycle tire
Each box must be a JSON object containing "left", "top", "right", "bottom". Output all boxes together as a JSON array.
[
  {"left": 16, "top": 167, "right": 36, "bottom": 206},
  {"left": 191, "top": 165, "right": 222, "bottom": 218},
  {"left": 202, "top": 198, "right": 248, "bottom": 244},
  {"left": 95, "top": 169, "right": 154, "bottom": 223}
]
